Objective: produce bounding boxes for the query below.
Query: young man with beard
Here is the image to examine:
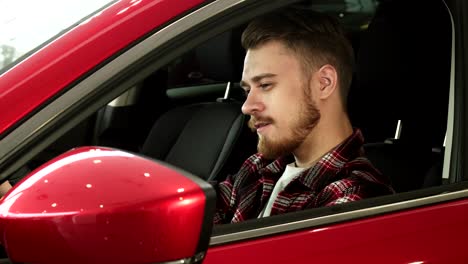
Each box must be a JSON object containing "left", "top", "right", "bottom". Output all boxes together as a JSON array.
[{"left": 213, "top": 8, "right": 394, "bottom": 224}]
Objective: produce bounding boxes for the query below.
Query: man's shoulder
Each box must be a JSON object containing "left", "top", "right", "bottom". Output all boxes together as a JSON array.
[
  {"left": 338, "top": 155, "right": 394, "bottom": 192},
  {"left": 344, "top": 155, "right": 378, "bottom": 170},
  {"left": 230, "top": 153, "right": 267, "bottom": 183},
  {"left": 316, "top": 156, "right": 394, "bottom": 203}
]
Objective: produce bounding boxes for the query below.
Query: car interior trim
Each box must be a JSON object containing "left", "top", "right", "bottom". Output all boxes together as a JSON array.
[
  {"left": 107, "top": 86, "right": 140, "bottom": 107},
  {"left": 166, "top": 83, "right": 229, "bottom": 99},
  {"left": 442, "top": 0, "right": 455, "bottom": 180}
]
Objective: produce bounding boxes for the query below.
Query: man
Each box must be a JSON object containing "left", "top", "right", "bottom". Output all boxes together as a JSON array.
[{"left": 213, "top": 8, "right": 394, "bottom": 224}]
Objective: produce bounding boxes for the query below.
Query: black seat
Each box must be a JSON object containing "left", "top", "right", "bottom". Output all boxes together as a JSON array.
[
  {"left": 140, "top": 27, "right": 257, "bottom": 181},
  {"left": 141, "top": 99, "right": 256, "bottom": 181},
  {"left": 349, "top": 0, "right": 451, "bottom": 192}
]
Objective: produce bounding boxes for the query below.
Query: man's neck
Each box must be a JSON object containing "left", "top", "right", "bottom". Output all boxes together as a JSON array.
[{"left": 293, "top": 116, "right": 353, "bottom": 168}]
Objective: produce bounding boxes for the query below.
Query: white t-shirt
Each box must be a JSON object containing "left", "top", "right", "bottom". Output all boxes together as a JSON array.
[{"left": 258, "top": 163, "right": 307, "bottom": 218}]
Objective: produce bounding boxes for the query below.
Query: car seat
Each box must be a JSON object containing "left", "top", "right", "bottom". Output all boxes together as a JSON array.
[
  {"left": 141, "top": 98, "right": 256, "bottom": 181},
  {"left": 141, "top": 29, "right": 256, "bottom": 182}
]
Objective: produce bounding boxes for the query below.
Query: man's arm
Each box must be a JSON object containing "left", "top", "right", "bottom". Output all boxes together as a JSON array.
[
  {"left": 316, "top": 171, "right": 394, "bottom": 207},
  {"left": 212, "top": 174, "right": 238, "bottom": 225}
]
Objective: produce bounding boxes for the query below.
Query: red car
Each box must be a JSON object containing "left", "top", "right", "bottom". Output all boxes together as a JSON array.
[{"left": 0, "top": 0, "right": 467, "bottom": 263}]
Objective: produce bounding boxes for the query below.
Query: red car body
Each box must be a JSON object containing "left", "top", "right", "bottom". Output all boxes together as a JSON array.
[
  {"left": 0, "top": 0, "right": 467, "bottom": 263},
  {"left": 207, "top": 200, "right": 468, "bottom": 263}
]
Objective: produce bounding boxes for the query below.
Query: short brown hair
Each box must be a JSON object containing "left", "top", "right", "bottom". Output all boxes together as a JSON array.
[{"left": 241, "top": 8, "right": 355, "bottom": 107}]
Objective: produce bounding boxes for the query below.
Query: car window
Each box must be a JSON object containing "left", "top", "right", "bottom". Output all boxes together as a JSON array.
[
  {"left": 0, "top": 0, "right": 116, "bottom": 72},
  {"left": 209, "top": 0, "right": 455, "bottom": 243},
  {"left": 7, "top": 0, "right": 452, "bottom": 197}
]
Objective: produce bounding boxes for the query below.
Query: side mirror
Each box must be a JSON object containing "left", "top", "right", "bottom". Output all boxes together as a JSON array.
[{"left": 0, "top": 147, "right": 215, "bottom": 264}]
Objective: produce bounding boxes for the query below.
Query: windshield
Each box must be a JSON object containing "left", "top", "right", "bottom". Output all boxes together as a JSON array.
[{"left": 0, "top": 0, "right": 116, "bottom": 71}]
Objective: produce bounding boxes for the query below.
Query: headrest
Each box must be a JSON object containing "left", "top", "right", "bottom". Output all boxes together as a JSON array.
[{"left": 167, "top": 29, "right": 245, "bottom": 88}]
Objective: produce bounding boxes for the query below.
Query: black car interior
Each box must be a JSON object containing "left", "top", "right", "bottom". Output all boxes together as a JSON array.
[
  {"left": 350, "top": 0, "right": 451, "bottom": 192},
  {"left": 138, "top": 28, "right": 256, "bottom": 181},
  {"left": 140, "top": 99, "right": 255, "bottom": 181},
  {"left": 17, "top": 0, "right": 452, "bottom": 195}
]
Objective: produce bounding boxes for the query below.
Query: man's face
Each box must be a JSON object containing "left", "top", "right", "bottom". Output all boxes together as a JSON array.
[{"left": 241, "top": 41, "right": 320, "bottom": 159}]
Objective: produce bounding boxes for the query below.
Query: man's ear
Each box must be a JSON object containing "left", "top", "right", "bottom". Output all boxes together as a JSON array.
[{"left": 316, "top": 64, "right": 338, "bottom": 100}]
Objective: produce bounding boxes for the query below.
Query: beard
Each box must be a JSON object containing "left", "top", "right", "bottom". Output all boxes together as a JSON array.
[{"left": 248, "top": 93, "right": 321, "bottom": 160}]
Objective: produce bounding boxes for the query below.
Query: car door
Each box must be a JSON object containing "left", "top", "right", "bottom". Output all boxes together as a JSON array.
[{"left": 0, "top": 0, "right": 467, "bottom": 263}]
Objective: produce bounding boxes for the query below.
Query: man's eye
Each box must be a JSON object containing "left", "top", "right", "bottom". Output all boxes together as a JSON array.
[
  {"left": 244, "top": 89, "right": 250, "bottom": 97},
  {"left": 259, "top": 83, "right": 271, "bottom": 89}
]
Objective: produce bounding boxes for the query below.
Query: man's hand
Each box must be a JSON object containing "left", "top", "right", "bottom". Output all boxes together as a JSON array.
[{"left": 0, "top": 181, "right": 12, "bottom": 198}]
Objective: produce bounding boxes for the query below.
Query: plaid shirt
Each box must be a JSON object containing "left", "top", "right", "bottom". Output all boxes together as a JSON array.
[{"left": 213, "top": 129, "right": 394, "bottom": 224}]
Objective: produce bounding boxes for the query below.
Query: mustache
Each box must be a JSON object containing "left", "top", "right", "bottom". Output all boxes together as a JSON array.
[{"left": 248, "top": 116, "right": 274, "bottom": 132}]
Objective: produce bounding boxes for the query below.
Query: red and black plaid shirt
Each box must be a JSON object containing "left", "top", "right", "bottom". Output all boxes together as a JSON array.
[{"left": 213, "top": 129, "right": 394, "bottom": 224}]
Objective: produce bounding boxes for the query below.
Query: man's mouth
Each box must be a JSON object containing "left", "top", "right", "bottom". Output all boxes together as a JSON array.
[
  {"left": 248, "top": 117, "right": 273, "bottom": 132},
  {"left": 254, "top": 122, "right": 268, "bottom": 129},
  {"left": 254, "top": 122, "right": 272, "bottom": 134},
  {"left": 254, "top": 122, "right": 270, "bottom": 129}
]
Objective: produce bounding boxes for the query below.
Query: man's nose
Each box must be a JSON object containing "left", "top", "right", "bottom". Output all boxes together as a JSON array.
[{"left": 241, "top": 90, "right": 264, "bottom": 115}]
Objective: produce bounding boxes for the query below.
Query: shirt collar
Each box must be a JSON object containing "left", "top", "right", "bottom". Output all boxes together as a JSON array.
[{"left": 258, "top": 128, "right": 366, "bottom": 189}]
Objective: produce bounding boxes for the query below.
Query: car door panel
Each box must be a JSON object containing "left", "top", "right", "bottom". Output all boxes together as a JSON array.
[{"left": 205, "top": 198, "right": 468, "bottom": 264}]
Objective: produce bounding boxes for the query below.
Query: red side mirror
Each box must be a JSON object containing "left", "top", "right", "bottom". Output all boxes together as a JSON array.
[{"left": 0, "top": 147, "right": 215, "bottom": 264}]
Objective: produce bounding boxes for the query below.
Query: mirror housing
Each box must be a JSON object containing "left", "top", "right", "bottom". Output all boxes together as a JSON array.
[{"left": 0, "top": 147, "right": 215, "bottom": 264}]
